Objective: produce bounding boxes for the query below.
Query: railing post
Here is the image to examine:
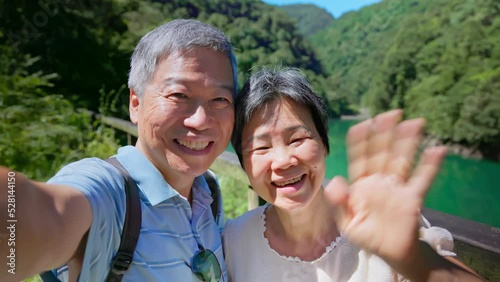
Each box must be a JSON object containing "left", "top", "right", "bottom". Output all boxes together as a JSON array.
[{"left": 247, "top": 190, "right": 259, "bottom": 211}]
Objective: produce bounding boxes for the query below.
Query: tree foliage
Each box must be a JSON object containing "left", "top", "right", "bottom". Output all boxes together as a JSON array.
[
  {"left": 0, "top": 44, "right": 120, "bottom": 180},
  {"left": 311, "top": 0, "right": 500, "bottom": 159},
  {"left": 278, "top": 4, "right": 335, "bottom": 39}
]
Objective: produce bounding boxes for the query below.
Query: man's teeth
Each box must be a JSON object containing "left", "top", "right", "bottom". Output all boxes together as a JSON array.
[
  {"left": 178, "top": 140, "right": 209, "bottom": 150},
  {"left": 275, "top": 175, "right": 303, "bottom": 187}
]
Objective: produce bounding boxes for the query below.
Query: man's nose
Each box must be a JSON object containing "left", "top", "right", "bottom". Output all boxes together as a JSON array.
[{"left": 184, "top": 105, "right": 211, "bottom": 131}]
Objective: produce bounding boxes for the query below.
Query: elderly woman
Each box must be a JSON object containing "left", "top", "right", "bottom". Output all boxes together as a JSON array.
[{"left": 223, "top": 67, "right": 482, "bottom": 281}]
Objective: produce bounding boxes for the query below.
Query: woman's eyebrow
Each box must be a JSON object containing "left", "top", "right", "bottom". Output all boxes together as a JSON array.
[
  {"left": 284, "top": 125, "right": 310, "bottom": 134},
  {"left": 242, "top": 125, "right": 310, "bottom": 148},
  {"left": 243, "top": 133, "right": 269, "bottom": 149}
]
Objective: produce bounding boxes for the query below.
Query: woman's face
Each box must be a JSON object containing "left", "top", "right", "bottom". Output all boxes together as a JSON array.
[{"left": 241, "top": 97, "right": 327, "bottom": 210}]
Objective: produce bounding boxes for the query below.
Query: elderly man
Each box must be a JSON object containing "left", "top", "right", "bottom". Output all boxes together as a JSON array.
[{"left": 0, "top": 19, "right": 237, "bottom": 282}]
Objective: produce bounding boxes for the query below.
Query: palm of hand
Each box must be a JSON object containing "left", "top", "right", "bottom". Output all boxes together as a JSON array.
[
  {"left": 338, "top": 173, "right": 422, "bottom": 262},
  {"left": 325, "top": 110, "right": 447, "bottom": 263}
]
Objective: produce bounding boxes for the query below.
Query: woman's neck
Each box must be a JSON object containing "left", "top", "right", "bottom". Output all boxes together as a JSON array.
[{"left": 264, "top": 190, "right": 340, "bottom": 261}]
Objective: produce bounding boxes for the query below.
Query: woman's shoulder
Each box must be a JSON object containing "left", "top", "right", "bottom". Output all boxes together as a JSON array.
[{"left": 225, "top": 204, "right": 267, "bottom": 233}]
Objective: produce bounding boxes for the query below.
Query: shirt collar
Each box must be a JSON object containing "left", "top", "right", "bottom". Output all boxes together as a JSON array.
[{"left": 115, "top": 146, "right": 186, "bottom": 206}]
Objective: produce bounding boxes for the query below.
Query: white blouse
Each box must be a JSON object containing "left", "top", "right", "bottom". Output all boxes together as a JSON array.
[{"left": 223, "top": 205, "right": 455, "bottom": 282}]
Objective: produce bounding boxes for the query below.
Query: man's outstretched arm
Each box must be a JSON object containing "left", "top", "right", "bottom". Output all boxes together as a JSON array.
[{"left": 0, "top": 167, "right": 91, "bottom": 281}]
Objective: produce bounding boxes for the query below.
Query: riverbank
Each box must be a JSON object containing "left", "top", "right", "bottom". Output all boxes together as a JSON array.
[
  {"left": 422, "top": 136, "right": 484, "bottom": 160},
  {"left": 340, "top": 111, "right": 498, "bottom": 162},
  {"left": 422, "top": 135, "right": 500, "bottom": 162}
]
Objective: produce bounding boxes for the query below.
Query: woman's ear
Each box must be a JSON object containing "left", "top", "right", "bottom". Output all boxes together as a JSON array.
[{"left": 129, "top": 88, "right": 140, "bottom": 124}]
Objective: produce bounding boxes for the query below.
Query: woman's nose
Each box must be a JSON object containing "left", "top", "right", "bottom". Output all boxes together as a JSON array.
[{"left": 270, "top": 147, "right": 298, "bottom": 171}]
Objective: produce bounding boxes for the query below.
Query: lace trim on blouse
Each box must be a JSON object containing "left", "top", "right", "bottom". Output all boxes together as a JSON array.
[{"left": 259, "top": 204, "right": 344, "bottom": 263}]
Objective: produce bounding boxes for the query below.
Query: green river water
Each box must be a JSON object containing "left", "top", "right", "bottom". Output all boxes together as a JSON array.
[
  {"left": 326, "top": 119, "right": 500, "bottom": 228},
  {"left": 227, "top": 119, "right": 500, "bottom": 228}
]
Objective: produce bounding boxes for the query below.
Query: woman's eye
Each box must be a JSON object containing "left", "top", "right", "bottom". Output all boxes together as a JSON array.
[
  {"left": 250, "top": 144, "right": 270, "bottom": 153},
  {"left": 290, "top": 137, "right": 306, "bottom": 146}
]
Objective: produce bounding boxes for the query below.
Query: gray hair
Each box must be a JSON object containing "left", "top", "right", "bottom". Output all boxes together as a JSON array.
[
  {"left": 128, "top": 19, "right": 238, "bottom": 97},
  {"left": 232, "top": 67, "right": 330, "bottom": 168}
]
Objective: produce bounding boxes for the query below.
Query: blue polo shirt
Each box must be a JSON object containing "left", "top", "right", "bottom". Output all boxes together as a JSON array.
[{"left": 47, "top": 146, "right": 227, "bottom": 281}]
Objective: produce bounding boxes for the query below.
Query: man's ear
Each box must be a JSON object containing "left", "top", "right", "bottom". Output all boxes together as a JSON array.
[{"left": 129, "top": 88, "right": 140, "bottom": 125}]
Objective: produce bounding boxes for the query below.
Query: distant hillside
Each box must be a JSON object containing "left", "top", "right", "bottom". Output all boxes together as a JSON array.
[
  {"left": 0, "top": 0, "right": 339, "bottom": 179},
  {"left": 279, "top": 4, "right": 335, "bottom": 38},
  {"left": 311, "top": 0, "right": 500, "bottom": 160}
]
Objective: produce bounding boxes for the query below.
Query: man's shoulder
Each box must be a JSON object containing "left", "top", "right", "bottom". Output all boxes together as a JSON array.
[
  {"left": 48, "top": 157, "right": 125, "bottom": 200},
  {"left": 51, "top": 157, "right": 119, "bottom": 180}
]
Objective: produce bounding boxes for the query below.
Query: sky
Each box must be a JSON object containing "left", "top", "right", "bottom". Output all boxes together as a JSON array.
[{"left": 263, "top": 0, "right": 382, "bottom": 18}]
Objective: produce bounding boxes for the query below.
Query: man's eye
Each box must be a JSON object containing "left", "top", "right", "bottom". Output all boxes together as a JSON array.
[
  {"left": 170, "top": 93, "right": 188, "bottom": 99},
  {"left": 213, "top": 97, "right": 230, "bottom": 103},
  {"left": 211, "top": 97, "right": 231, "bottom": 109}
]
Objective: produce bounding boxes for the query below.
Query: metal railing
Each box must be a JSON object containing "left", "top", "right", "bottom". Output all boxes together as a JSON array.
[{"left": 92, "top": 112, "right": 500, "bottom": 280}]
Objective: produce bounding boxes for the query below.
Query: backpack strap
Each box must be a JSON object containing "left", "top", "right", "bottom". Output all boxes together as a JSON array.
[
  {"left": 104, "top": 157, "right": 142, "bottom": 282},
  {"left": 40, "top": 158, "right": 142, "bottom": 282},
  {"left": 203, "top": 171, "right": 220, "bottom": 222}
]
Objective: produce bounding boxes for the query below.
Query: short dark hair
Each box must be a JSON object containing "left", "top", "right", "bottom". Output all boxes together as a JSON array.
[{"left": 231, "top": 67, "right": 330, "bottom": 168}]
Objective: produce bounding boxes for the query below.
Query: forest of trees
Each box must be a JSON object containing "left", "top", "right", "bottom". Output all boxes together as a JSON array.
[
  {"left": 309, "top": 0, "right": 499, "bottom": 160},
  {"left": 0, "top": 0, "right": 498, "bottom": 181},
  {"left": 280, "top": 4, "right": 334, "bottom": 38}
]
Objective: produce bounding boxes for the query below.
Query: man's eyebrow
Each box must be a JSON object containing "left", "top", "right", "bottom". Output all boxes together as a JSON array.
[
  {"left": 161, "top": 77, "right": 180, "bottom": 86},
  {"left": 216, "top": 82, "right": 235, "bottom": 94},
  {"left": 162, "top": 77, "right": 234, "bottom": 94}
]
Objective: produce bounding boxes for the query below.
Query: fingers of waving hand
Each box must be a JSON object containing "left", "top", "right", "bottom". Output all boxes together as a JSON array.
[
  {"left": 347, "top": 110, "right": 403, "bottom": 182},
  {"left": 384, "top": 118, "right": 426, "bottom": 183},
  {"left": 367, "top": 110, "right": 404, "bottom": 175},
  {"left": 346, "top": 118, "right": 370, "bottom": 182},
  {"left": 408, "top": 146, "right": 448, "bottom": 197}
]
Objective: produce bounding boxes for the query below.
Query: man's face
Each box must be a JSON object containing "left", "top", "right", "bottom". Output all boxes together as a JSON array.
[{"left": 130, "top": 48, "right": 235, "bottom": 188}]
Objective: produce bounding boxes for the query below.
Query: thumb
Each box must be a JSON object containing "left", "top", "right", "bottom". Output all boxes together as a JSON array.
[{"left": 324, "top": 176, "right": 351, "bottom": 230}]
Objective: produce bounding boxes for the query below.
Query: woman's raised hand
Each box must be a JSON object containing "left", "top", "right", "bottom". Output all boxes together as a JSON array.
[{"left": 324, "top": 110, "right": 447, "bottom": 264}]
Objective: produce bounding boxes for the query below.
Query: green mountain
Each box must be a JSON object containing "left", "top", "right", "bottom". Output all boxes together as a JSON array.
[
  {"left": 0, "top": 0, "right": 333, "bottom": 178},
  {"left": 278, "top": 4, "right": 335, "bottom": 38},
  {"left": 311, "top": 0, "right": 500, "bottom": 160}
]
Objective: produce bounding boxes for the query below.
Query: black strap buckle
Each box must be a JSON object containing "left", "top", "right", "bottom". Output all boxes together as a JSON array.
[{"left": 110, "top": 252, "right": 134, "bottom": 275}]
